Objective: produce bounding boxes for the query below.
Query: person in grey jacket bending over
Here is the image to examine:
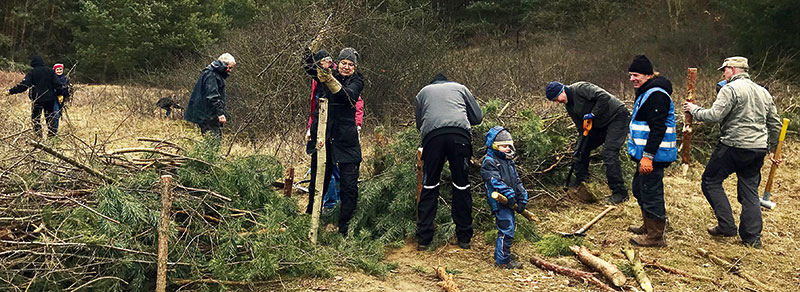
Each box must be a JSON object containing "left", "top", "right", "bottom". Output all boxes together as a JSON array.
[
  {"left": 414, "top": 73, "right": 483, "bottom": 251},
  {"left": 683, "top": 56, "right": 782, "bottom": 248}
]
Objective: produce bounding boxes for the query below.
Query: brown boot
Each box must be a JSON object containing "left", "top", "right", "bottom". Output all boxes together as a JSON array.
[
  {"left": 627, "top": 212, "right": 646, "bottom": 235},
  {"left": 629, "top": 217, "right": 667, "bottom": 247}
]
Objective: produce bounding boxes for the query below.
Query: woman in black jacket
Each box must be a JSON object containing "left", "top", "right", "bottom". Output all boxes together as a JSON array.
[{"left": 304, "top": 47, "right": 364, "bottom": 237}]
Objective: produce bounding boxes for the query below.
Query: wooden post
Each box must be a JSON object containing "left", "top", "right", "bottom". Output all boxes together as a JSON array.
[
  {"left": 309, "top": 98, "right": 328, "bottom": 244},
  {"left": 283, "top": 167, "right": 294, "bottom": 197},
  {"left": 156, "top": 175, "right": 174, "bottom": 292},
  {"left": 680, "top": 68, "right": 697, "bottom": 176}
]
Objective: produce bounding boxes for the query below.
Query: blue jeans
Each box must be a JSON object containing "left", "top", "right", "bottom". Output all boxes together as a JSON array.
[{"left": 494, "top": 207, "right": 516, "bottom": 265}]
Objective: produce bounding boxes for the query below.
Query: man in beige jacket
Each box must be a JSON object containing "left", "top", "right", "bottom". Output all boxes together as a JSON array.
[{"left": 683, "top": 56, "right": 782, "bottom": 248}]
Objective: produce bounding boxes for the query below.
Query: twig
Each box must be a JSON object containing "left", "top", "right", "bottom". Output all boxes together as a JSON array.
[
  {"left": 63, "top": 196, "right": 121, "bottom": 224},
  {"left": 68, "top": 276, "right": 128, "bottom": 292},
  {"left": 530, "top": 256, "right": 616, "bottom": 292},
  {"left": 108, "top": 147, "right": 181, "bottom": 157},
  {"left": 172, "top": 278, "right": 280, "bottom": 286},
  {"left": 644, "top": 259, "right": 716, "bottom": 284},
  {"left": 28, "top": 140, "right": 115, "bottom": 183},
  {"left": 174, "top": 184, "right": 232, "bottom": 202}
]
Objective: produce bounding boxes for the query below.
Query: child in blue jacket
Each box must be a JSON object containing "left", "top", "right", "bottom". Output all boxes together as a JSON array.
[{"left": 481, "top": 126, "right": 528, "bottom": 269}]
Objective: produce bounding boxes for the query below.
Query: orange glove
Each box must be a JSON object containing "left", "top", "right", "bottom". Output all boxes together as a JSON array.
[{"left": 639, "top": 156, "right": 653, "bottom": 174}]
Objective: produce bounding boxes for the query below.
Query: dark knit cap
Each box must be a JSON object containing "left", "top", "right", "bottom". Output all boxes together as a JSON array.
[
  {"left": 545, "top": 81, "right": 565, "bottom": 101},
  {"left": 338, "top": 47, "right": 359, "bottom": 65},
  {"left": 430, "top": 72, "right": 448, "bottom": 84},
  {"left": 313, "top": 49, "right": 330, "bottom": 63},
  {"left": 628, "top": 55, "right": 654, "bottom": 75}
]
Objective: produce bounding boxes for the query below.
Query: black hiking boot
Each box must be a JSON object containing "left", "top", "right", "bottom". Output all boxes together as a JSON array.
[
  {"left": 458, "top": 241, "right": 471, "bottom": 249},
  {"left": 605, "top": 192, "right": 629, "bottom": 205},
  {"left": 496, "top": 259, "right": 523, "bottom": 269},
  {"left": 743, "top": 239, "right": 763, "bottom": 249},
  {"left": 417, "top": 244, "right": 429, "bottom": 251}
]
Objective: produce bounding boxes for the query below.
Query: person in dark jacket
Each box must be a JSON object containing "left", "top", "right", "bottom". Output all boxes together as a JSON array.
[
  {"left": 304, "top": 49, "right": 365, "bottom": 212},
  {"left": 184, "top": 53, "right": 235, "bottom": 139},
  {"left": 545, "top": 81, "right": 631, "bottom": 204},
  {"left": 414, "top": 73, "right": 483, "bottom": 251},
  {"left": 482, "top": 126, "right": 527, "bottom": 269},
  {"left": 5, "top": 56, "right": 66, "bottom": 139},
  {"left": 303, "top": 47, "right": 364, "bottom": 237},
  {"left": 626, "top": 55, "right": 677, "bottom": 247}
]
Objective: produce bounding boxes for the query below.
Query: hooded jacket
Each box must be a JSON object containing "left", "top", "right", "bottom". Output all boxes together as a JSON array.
[
  {"left": 185, "top": 60, "right": 229, "bottom": 124},
  {"left": 304, "top": 54, "right": 364, "bottom": 164},
  {"left": 481, "top": 126, "right": 528, "bottom": 212},
  {"left": 690, "top": 73, "right": 781, "bottom": 151},
  {"left": 9, "top": 56, "right": 64, "bottom": 104},
  {"left": 564, "top": 82, "right": 628, "bottom": 132},
  {"left": 415, "top": 74, "right": 483, "bottom": 146},
  {"left": 631, "top": 75, "right": 674, "bottom": 167}
]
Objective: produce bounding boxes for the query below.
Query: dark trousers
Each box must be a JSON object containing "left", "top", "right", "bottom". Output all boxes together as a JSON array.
[
  {"left": 416, "top": 134, "right": 473, "bottom": 246},
  {"left": 199, "top": 119, "right": 222, "bottom": 139},
  {"left": 701, "top": 144, "right": 765, "bottom": 242},
  {"left": 632, "top": 165, "right": 666, "bottom": 220},
  {"left": 574, "top": 111, "right": 630, "bottom": 196},
  {"left": 305, "top": 146, "right": 360, "bottom": 236},
  {"left": 32, "top": 101, "right": 60, "bottom": 138}
]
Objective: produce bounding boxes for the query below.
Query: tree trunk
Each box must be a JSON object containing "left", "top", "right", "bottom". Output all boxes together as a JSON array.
[
  {"left": 570, "top": 245, "right": 625, "bottom": 287},
  {"left": 530, "top": 256, "right": 617, "bottom": 292},
  {"left": 622, "top": 247, "right": 652, "bottom": 292}
]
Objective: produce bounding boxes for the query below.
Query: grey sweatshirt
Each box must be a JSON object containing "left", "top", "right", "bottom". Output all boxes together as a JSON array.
[
  {"left": 690, "top": 73, "right": 781, "bottom": 151},
  {"left": 415, "top": 80, "right": 483, "bottom": 145}
]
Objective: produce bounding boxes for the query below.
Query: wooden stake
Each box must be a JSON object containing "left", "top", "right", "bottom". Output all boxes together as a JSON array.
[
  {"left": 284, "top": 167, "right": 294, "bottom": 197},
  {"left": 680, "top": 68, "right": 697, "bottom": 176},
  {"left": 570, "top": 245, "right": 626, "bottom": 287},
  {"left": 156, "top": 175, "right": 174, "bottom": 292},
  {"left": 622, "top": 247, "right": 653, "bottom": 292},
  {"left": 530, "top": 256, "right": 617, "bottom": 292},
  {"left": 309, "top": 98, "right": 328, "bottom": 244},
  {"left": 433, "top": 266, "right": 460, "bottom": 292},
  {"left": 697, "top": 248, "right": 772, "bottom": 291}
]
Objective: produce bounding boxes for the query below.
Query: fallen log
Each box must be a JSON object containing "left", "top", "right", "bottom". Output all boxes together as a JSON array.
[
  {"left": 622, "top": 247, "right": 653, "bottom": 292},
  {"left": 569, "top": 245, "right": 625, "bottom": 287},
  {"left": 433, "top": 266, "right": 460, "bottom": 292},
  {"left": 697, "top": 248, "right": 772, "bottom": 291},
  {"left": 529, "top": 256, "right": 616, "bottom": 292}
]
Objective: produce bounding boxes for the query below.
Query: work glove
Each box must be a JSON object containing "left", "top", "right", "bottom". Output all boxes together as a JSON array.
[
  {"left": 582, "top": 113, "right": 594, "bottom": 120},
  {"left": 317, "top": 68, "right": 342, "bottom": 93},
  {"left": 639, "top": 156, "right": 653, "bottom": 175},
  {"left": 3, "top": 91, "right": 10, "bottom": 96},
  {"left": 517, "top": 201, "right": 527, "bottom": 213},
  {"left": 305, "top": 129, "right": 311, "bottom": 142},
  {"left": 58, "top": 95, "right": 64, "bottom": 104},
  {"left": 308, "top": 32, "right": 325, "bottom": 53},
  {"left": 505, "top": 196, "right": 517, "bottom": 209}
]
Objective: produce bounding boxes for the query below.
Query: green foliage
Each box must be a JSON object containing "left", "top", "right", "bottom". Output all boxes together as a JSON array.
[
  {"left": 534, "top": 234, "right": 584, "bottom": 257},
  {"left": 73, "top": 0, "right": 229, "bottom": 80},
  {"left": 718, "top": 0, "right": 800, "bottom": 77}
]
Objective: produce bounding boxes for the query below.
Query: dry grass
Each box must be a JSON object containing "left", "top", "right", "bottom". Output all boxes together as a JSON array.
[{"left": 4, "top": 70, "right": 800, "bottom": 291}]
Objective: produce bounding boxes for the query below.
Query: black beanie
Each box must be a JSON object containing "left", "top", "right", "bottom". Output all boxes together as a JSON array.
[
  {"left": 313, "top": 49, "right": 330, "bottom": 63},
  {"left": 430, "top": 73, "right": 448, "bottom": 84},
  {"left": 628, "top": 55, "right": 654, "bottom": 75},
  {"left": 545, "top": 81, "right": 565, "bottom": 101}
]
